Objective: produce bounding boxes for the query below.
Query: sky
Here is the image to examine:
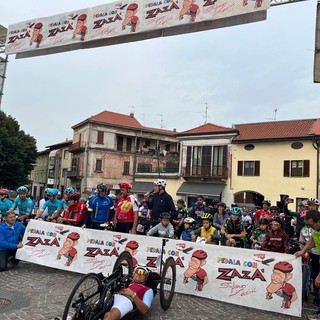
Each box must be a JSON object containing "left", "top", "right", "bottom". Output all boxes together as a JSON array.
[{"left": 0, "top": 0, "right": 319, "bottom": 151}]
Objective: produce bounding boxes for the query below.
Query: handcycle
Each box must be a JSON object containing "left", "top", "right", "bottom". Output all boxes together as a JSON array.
[{"left": 62, "top": 238, "right": 176, "bottom": 320}]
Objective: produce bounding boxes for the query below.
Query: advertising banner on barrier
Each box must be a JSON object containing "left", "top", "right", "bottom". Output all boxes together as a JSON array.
[
  {"left": 17, "top": 220, "right": 302, "bottom": 317},
  {"left": 5, "top": 0, "right": 269, "bottom": 55}
]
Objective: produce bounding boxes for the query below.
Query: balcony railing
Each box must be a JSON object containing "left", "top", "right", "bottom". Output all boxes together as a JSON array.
[
  {"left": 67, "top": 169, "right": 83, "bottom": 179},
  {"left": 181, "top": 166, "right": 228, "bottom": 179},
  {"left": 69, "top": 141, "right": 85, "bottom": 154},
  {"left": 135, "top": 154, "right": 179, "bottom": 174}
]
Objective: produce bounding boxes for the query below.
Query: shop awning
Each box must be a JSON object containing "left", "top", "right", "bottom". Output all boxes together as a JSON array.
[
  {"left": 132, "top": 182, "right": 154, "bottom": 193},
  {"left": 176, "top": 182, "right": 224, "bottom": 197},
  {"left": 49, "top": 149, "right": 61, "bottom": 158}
]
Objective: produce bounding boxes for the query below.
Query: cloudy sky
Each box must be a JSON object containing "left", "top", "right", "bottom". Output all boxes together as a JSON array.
[{"left": 0, "top": 0, "right": 319, "bottom": 150}]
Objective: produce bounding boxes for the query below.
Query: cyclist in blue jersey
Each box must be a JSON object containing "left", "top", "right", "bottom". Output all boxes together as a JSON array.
[
  {"left": 0, "top": 189, "right": 13, "bottom": 221},
  {"left": 10, "top": 186, "right": 33, "bottom": 225},
  {"left": 35, "top": 188, "right": 62, "bottom": 222},
  {"left": 83, "top": 183, "right": 114, "bottom": 230}
]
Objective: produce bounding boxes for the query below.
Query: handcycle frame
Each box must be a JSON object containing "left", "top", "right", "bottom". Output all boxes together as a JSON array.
[{"left": 62, "top": 238, "right": 176, "bottom": 320}]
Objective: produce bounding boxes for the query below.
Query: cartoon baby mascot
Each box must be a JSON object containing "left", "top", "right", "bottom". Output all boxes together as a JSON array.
[
  {"left": 266, "top": 261, "right": 297, "bottom": 309},
  {"left": 183, "top": 249, "right": 208, "bottom": 291},
  {"left": 125, "top": 240, "right": 139, "bottom": 267},
  {"left": 57, "top": 232, "right": 80, "bottom": 267},
  {"left": 73, "top": 14, "right": 88, "bottom": 41},
  {"left": 29, "top": 22, "right": 43, "bottom": 48},
  {"left": 179, "top": 0, "right": 200, "bottom": 23},
  {"left": 122, "top": 4, "right": 140, "bottom": 32}
]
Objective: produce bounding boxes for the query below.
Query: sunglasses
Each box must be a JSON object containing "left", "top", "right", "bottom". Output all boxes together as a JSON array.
[
  {"left": 270, "top": 210, "right": 278, "bottom": 213},
  {"left": 134, "top": 269, "right": 147, "bottom": 275}
]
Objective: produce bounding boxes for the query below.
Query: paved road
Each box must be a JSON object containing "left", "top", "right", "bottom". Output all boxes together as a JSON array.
[{"left": 0, "top": 262, "right": 316, "bottom": 320}]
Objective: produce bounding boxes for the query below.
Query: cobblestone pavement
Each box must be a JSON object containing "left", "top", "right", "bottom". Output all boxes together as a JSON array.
[{"left": 0, "top": 262, "right": 316, "bottom": 320}]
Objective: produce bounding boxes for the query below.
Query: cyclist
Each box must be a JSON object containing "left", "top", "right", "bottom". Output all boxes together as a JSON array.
[
  {"left": 103, "top": 265, "right": 154, "bottom": 320},
  {"left": 261, "top": 216, "right": 289, "bottom": 253},
  {"left": 188, "top": 195, "right": 210, "bottom": 229},
  {"left": 84, "top": 183, "right": 114, "bottom": 230},
  {"left": 212, "top": 202, "right": 229, "bottom": 230},
  {"left": 62, "top": 187, "right": 75, "bottom": 211},
  {"left": 0, "top": 188, "right": 13, "bottom": 221},
  {"left": 181, "top": 217, "right": 195, "bottom": 241},
  {"left": 57, "top": 192, "right": 87, "bottom": 227},
  {"left": 147, "top": 212, "right": 174, "bottom": 238},
  {"left": 250, "top": 218, "right": 269, "bottom": 250},
  {"left": 10, "top": 186, "right": 33, "bottom": 225},
  {"left": 144, "top": 179, "right": 176, "bottom": 222},
  {"left": 220, "top": 207, "right": 246, "bottom": 247},
  {"left": 254, "top": 200, "right": 271, "bottom": 223},
  {"left": 172, "top": 199, "right": 188, "bottom": 238},
  {"left": 308, "top": 198, "right": 320, "bottom": 211},
  {"left": 191, "top": 213, "right": 220, "bottom": 244},
  {"left": 35, "top": 188, "right": 62, "bottom": 222},
  {"left": 115, "top": 182, "right": 139, "bottom": 234}
]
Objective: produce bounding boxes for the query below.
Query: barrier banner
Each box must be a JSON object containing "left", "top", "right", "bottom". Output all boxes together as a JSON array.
[
  {"left": 17, "top": 220, "right": 302, "bottom": 317},
  {"left": 5, "top": 0, "right": 269, "bottom": 55}
]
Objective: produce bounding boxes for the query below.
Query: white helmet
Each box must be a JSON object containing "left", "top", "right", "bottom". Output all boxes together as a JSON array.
[
  {"left": 184, "top": 217, "right": 195, "bottom": 224},
  {"left": 154, "top": 179, "right": 167, "bottom": 188}
]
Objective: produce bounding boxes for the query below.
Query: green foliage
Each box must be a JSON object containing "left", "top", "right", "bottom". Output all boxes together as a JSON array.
[{"left": 0, "top": 111, "right": 37, "bottom": 188}]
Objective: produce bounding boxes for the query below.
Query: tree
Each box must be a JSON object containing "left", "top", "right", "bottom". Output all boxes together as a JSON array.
[{"left": 0, "top": 111, "right": 37, "bottom": 189}]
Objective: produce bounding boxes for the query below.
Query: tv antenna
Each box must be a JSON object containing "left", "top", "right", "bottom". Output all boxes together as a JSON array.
[{"left": 265, "top": 108, "right": 278, "bottom": 121}]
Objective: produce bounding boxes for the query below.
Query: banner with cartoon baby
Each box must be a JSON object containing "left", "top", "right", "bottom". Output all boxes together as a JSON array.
[
  {"left": 17, "top": 220, "right": 302, "bottom": 317},
  {"left": 5, "top": 0, "right": 269, "bottom": 55}
]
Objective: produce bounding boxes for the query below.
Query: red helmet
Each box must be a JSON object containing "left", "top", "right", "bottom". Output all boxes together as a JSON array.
[
  {"left": 119, "top": 182, "right": 132, "bottom": 191},
  {"left": 0, "top": 188, "right": 9, "bottom": 196},
  {"left": 128, "top": 3, "right": 138, "bottom": 10},
  {"left": 69, "top": 192, "right": 81, "bottom": 201},
  {"left": 192, "top": 250, "right": 207, "bottom": 260},
  {"left": 78, "top": 14, "right": 87, "bottom": 21},
  {"left": 126, "top": 240, "right": 139, "bottom": 250},
  {"left": 67, "top": 232, "right": 80, "bottom": 241},
  {"left": 274, "top": 261, "right": 293, "bottom": 273},
  {"left": 34, "top": 22, "right": 43, "bottom": 29}
]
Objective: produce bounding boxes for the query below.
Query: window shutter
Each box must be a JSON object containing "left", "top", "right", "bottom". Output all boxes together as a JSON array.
[
  {"left": 284, "top": 160, "right": 290, "bottom": 177},
  {"left": 254, "top": 161, "right": 260, "bottom": 176},
  {"left": 222, "top": 145, "right": 228, "bottom": 167},
  {"left": 237, "top": 161, "right": 243, "bottom": 176},
  {"left": 97, "top": 131, "right": 104, "bottom": 144},
  {"left": 303, "top": 160, "right": 310, "bottom": 177}
]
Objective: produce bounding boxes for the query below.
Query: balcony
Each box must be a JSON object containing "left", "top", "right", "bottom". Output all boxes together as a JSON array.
[
  {"left": 69, "top": 141, "right": 85, "bottom": 154},
  {"left": 67, "top": 169, "right": 83, "bottom": 179},
  {"left": 181, "top": 166, "right": 228, "bottom": 179},
  {"left": 135, "top": 154, "right": 179, "bottom": 175}
]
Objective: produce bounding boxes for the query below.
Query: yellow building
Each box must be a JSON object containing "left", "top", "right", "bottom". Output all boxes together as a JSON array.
[{"left": 231, "top": 119, "right": 320, "bottom": 209}]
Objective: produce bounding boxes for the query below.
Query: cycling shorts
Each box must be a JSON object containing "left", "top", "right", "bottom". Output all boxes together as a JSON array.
[{"left": 112, "top": 294, "right": 134, "bottom": 318}]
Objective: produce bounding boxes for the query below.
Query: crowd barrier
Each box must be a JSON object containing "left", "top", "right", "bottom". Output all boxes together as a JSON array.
[{"left": 17, "top": 220, "right": 302, "bottom": 317}]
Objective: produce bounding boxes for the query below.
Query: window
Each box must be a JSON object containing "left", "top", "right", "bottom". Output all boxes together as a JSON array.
[
  {"left": 64, "top": 150, "right": 69, "bottom": 160},
  {"left": 95, "top": 159, "right": 102, "bottom": 172},
  {"left": 291, "top": 142, "right": 303, "bottom": 150},
  {"left": 283, "top": 160, "right": 309, "bottom": 177},
  {"left": 117, "top": 136, "right": 123, "bottom": 151},
  {"left": 244, "top": 144, "right": 255, "bottom": 151},
  {"left": 123, "top": 161, "right": 130, "bottom": 175},
  {"left": 237, "top": 161, "right": 260, "bottom": 176},
  {"left": 97, "top": 131, "right": 104, "bottom": 144},
  {"left": 126, "top": 138, "right": 132, "bottom": 152}
]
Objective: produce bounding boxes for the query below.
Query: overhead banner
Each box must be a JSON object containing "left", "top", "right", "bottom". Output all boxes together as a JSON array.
[
  {"left": 5, "top": 0, "right": 269, "bottom": 56},
  {"left": 17, "top": 220, "right": 301, "bottom": 317}
]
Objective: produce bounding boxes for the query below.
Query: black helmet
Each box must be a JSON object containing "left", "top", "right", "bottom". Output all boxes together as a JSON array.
[
  {"left": 270, "top": 216, "right": 282, "bottom": 225},
  {"left": 259, "top": 218, "right": 269, "bottom": 225},
  {"left": 160, "top": 212, "right": 171, "bottom": 219},
  {"left": 97, "top": 183, "right": 108, "bottom": 192},
  {"left": 217, "top": 202, "right": 226, "bottom": 209},
  {"left": 177, "top": 199, "right": 185, "bottom": 204},
  {"left": 270, "top": 206, "right": 279, "bottom": 212}
]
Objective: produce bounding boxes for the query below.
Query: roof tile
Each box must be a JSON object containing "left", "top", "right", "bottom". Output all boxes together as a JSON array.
[{"left": 178, "top": 123, "right": 236, "bottom": 135}]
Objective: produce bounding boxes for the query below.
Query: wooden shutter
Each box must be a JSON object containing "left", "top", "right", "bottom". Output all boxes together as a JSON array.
[
  {"left": 97, "top": 131, "right": 104, "bottom": 144},
  {"left": 283, "top": 160, "right": 290, "bottom": 177},
  {"left": 303, "top": 160, "right": 310, "bottom": 177},
  {"left": 254, "top": 161, "right": 260, "bottom": 176},
  {"left": 237, "top": 161, "right": 243, "bottom": 176}
]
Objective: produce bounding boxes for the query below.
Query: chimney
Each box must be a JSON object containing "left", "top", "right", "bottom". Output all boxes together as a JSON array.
[
  {"left": 130, "top": 112, "right": 134, "bottom": 118},
  {"left": 173, "top": 128, "right": 176, "bottom": 132}
]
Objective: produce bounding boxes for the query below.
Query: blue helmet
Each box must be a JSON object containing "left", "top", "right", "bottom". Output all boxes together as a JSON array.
[
  {"left": 17, "top": 186, "right": 28, "bottom": 194},
  {"left": 46, "top": 188, "right": 59, "bottom": 196},
  {"left": 64, "top": 187, "right": 75, "bottom": 195}
]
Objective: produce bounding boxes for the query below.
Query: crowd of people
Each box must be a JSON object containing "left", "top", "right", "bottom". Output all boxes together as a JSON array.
[{"left": 1, "top": 180, "right": 320, "bottom": 319}]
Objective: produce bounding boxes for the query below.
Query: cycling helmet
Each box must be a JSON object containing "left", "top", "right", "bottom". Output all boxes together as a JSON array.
[
  {"left": 160, "top": 212, "right": 171, "bottom": 219},
  {"left": 230, "top": 207, "right": 242, "bottom": 216},
  {"left": 109, "top": 194, "right": 117, "bottom": 200},
  {"left": 177, "top": 199, "right": 185, "bottom": 204},
  {"left": 184, "top": 217, "right": 195, "bottom": 224},
  {"left": 67, "top": 232, "right": 80, "bottom": 241},
  {"left": 217, "top": 202, "right": 226, "bottom": 209},
  {"left": 46, "top": 188, "right": 58, "bottom": 196},
  {"left": 64, "top": 187, "right": 75, "bottom": 195},
  {"left": 270, "top": 206, "right": 279, "bottom": 212},
  {"left": 270, "top": 216, "right": 282, "bottom": 225},
  {"left": 308, "top": 198, "right": 320, "bottom": 206},
  {"left": 259, "top": 218, "right": 269, "bottom": 225},
  {"left": 134, "top": 264, "right": 150, "bottom": 277},
  {"left": 17, "top": 186, "right": 28, "bottom": 194},
  {"left": 97, "top": 183, "right": 108, "bottom": 192},
  {"left": 69, "top": 192, "right": 81, "bottom": 201},
  {"left": 274, "top": 261, "right": 293, "bottom": 273},
  {"left": 262, "top": 200, "right": 271, "bottom": 206},
  {"left": 119, "top": 182, "right": 132, "bottom": 191},
  {"left": 300, "top": 210, "right": 308, "bottom": 219},
  {"left": 126, "top": 240, "right": 139, "bottom": 250},
  {"left": 154, "top": 179, "right": 167, "bottom": 188},
  {"left": 298, "top": 200, "right": 308, "bottom": 207},
  {"left": 192, "top": 250, "right": 207, "bottom": 260},
  {"left": 201, "top": 213, "right": 213, "bottom": 221},
  {"left": 0, "top": 188, "right": 9, "bottom": 196}
]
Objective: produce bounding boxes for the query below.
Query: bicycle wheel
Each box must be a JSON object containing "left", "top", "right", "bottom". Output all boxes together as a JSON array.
[
  {"left": 113, "top": 250, "right": 133, "bottom": 280},
  {"left": 160, "top": 256, "right": 176, "bottom": 311},
  {"left": 302, "top": 266, "right": 310, "bottom": 302},
  {"left": 63, "top": 273, "right": 103, "bottom": 320}
]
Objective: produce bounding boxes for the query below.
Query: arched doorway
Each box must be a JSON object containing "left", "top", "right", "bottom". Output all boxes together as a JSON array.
[{"left": 234, "top": 190, "right": 265, "bottom": 207}]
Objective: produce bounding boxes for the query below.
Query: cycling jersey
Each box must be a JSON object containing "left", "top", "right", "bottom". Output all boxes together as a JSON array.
[
  {"left": 181, "top": 228, "right": 193, "bottom": 241},
  {"left": 192, "top": 226, "right": 220, "bottom": 244},
  {"left": 0, "top": 199, "right": 13, "bottom": 216},
  {"left": 11, "top": 196, "right": 33, "bottom": 216},
  {"left": 251, "top": 228, "right": 268, "bottom": 243},
  {"left": 116, "top": 195, "right": 139, "bottom": 223},
  {"left": 261, "top": 229, "right": 289, "bottom": 253},
  {"left": 188, "top": 205, "right": 210, "bottom": 228},
  {"left": 42, "top": 199, "right": 63, "bottom": 216},
  {"left": 64, "top": 202, "right": 87, "bottom": 226},
  {"left": 86, "top": 195, "right": 113, "bottom": 223},
  {"left": 146, "top": 192, "right": 176, "bottom": 221},
  {"left": 222, "top": 218, "right": 245, "bottom": 235}
]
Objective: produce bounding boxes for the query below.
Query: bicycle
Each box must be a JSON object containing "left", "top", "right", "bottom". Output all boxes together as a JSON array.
[{"left": 62, "top": 238, "right": 176, "bottom": 319}]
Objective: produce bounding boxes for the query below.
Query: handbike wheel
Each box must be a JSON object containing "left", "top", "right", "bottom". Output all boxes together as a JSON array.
[
  {"left": 112, "top": 251, "right": 133, "bottom": 282},
  {"left": 160, "top": 256, "right": 176, "bottom": 311},
  {"left": 62, "top": 273, "right": 103, "bottom": 320},
  {"left": 302, "top": 267, "right": 309, "bottom": 302}
]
